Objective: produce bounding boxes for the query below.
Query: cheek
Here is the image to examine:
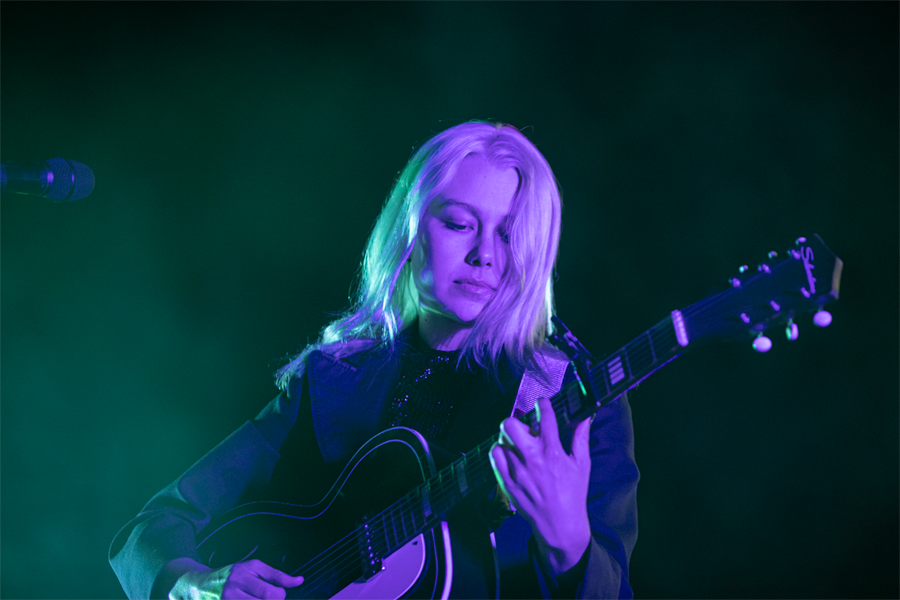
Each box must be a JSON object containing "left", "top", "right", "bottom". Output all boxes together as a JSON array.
[
  {"left": 417, "top": 223, "right": 456, "bottom": 276},
  {"left": 410, "top": 245, "right": 432, "bottom": 295},
  {"left": 496, "top": 245, "right": 510, "bottom": 274},
  {"left": 411, "top": 225, "right": 447, "bottom": 293}
]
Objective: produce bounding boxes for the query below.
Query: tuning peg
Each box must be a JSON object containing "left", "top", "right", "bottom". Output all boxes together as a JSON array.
[
  {"left": 739, "top": 265, "right": 749, "bottom": 273},
  {"left": 767, "top": 251, "right": 778, "bottom": 259},
  {"left": 757, "top": 263, "right": 771, "bottom": 274},
  {"left": 731, "top": 277, "right": 741, "bottom": 288},
  {"left": 785, "top": 319, "right": 799, "bottom": 341},
  {"left": 813, "top": 309, "right": 833, "bottom": 328},
  {"left": 795, "top": 236, "right": 807, "bottom": 245},
  {"left": 752, "top": 333, "right": 772, "bottom": 353}
]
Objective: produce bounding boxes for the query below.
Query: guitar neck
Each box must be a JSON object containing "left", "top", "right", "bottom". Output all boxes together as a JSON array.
[{"left": 365, "top": 313, "right": 686, "bottom": 556}]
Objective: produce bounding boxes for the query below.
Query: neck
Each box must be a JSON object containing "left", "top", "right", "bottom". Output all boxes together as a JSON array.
[{"left": 417, "top": 309, "right": 472, "bottom": 351}]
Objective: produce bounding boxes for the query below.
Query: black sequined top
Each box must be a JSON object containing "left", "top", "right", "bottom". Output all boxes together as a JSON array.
[{"left": 387, "top": 334, "right": 479, "bottom": 443}]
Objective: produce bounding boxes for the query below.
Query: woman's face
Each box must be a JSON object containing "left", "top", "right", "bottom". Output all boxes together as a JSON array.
[{"left": 411, "top": 154, "right": 519, "bottom": 338}]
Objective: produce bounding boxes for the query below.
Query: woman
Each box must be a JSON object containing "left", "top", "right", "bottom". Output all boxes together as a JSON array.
[{"left": 110, "top": 121, "right": 639, "bottom": 599}]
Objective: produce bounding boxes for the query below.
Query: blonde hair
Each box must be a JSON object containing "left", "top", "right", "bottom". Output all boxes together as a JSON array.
[{"left": 276, "top": 121, "right": 562, "bottom": 389}]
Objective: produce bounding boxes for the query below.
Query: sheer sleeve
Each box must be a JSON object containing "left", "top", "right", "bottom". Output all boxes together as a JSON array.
[{"left": 108, "top": 378, "right": 305, "bottom": 599}]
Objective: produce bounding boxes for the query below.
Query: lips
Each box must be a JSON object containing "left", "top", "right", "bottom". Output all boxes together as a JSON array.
[{"left": 454, "top": 278, "right": 497, "bottom": 293}]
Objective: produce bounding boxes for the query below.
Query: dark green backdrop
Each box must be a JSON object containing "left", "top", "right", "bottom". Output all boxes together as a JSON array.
[{"left": 2, "top": 3, "right": 897, "bottom": 598}]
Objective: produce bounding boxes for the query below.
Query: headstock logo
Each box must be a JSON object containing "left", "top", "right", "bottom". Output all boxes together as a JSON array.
[{"left": 802, "top": 246, "right": 817, "bottom": 294}]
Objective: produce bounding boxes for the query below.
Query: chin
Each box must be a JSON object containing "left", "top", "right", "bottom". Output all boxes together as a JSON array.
[{"left": 446, "top": 301, "right": 488, "bottom": 324}]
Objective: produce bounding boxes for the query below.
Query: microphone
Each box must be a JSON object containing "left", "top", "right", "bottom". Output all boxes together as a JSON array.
[{"left": 1, "top": 158, "right": 95, "bottom": 201}]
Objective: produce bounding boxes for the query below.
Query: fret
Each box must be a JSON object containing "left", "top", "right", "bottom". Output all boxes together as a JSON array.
[
  {"left": 564, "top": 383, "right": 581, "bottom": 421},
  {"left": 389, "top": 508, "right": 400, "bottom": 547},
  {"left": 472, "top": 449, "right": 488, "bottom": 486},
  {"left": 657, "top": 318, "right": 680, "bottom": 354},
  {"left": 625, "top": 334, "right": 655, "bottom": 376},
  {"left": 430, "top": 465, "right": 453, "bottom": 515},
  {"left": 623, "top": 347, "right": 634, "bottom": 380},
  {"left": 468, "top": 456, "right": 489, "bottom": 489},
  {"left": 381, "top": 512, "right": 391, "bottom": 550},
  {"left": 443, "top": 479, "right": 461, "bottom": 508},
  {"left": 456, "top": 458, "right": 469, "bottom": 496},
  {"left": 421, "top": 484, "right": 432, "bottom": 519},
  {"left": 398, "top": 504, "right": 408, "bottom": 541},
  {"left": 646, "top": 331, "right": 657, "bottom": 364},
  {"left": 406, "top": 492, "right": 420, "bottom": 531},
  {"left": 437, "top": 467, "right": 450, "bottom": 507}
]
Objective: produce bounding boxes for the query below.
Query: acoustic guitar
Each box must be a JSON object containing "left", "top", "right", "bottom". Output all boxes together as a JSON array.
[{"left": 195, "top": 234, "right": 842, "bottom": 599}]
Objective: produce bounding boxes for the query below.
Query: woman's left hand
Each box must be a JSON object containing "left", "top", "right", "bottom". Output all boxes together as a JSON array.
[{"left": 489, "top": 397, "right": 592, "bottom": 575}]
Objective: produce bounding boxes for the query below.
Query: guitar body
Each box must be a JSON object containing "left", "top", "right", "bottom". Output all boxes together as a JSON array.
[{"left": 197, "top": 428, "right": 453, "bottom": 600}]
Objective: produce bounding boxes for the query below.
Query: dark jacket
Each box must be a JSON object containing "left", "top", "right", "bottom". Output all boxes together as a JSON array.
[{"left": 109, "top": 339, "right": 639, "bottom": 599}]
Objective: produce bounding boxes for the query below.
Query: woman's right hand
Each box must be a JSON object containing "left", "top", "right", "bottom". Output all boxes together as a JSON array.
[{"left": 169, "top": 559, "right": 305, "bottom": 600}]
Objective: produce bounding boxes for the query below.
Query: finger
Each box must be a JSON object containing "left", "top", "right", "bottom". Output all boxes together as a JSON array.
[
  {"left": 489, "top": 443, "right": 513, "bottom": 496},
  {"left": 572, "top": 417, "right": 592, "bottom": 467},
  {"left": 251, "top": 579, "right": 287, "bottom": 600},
  {"left": 490, "top": 443, "right": 536, "bottom": 511},
  {"left": 500, "top": 417, "right": 538, "bottom": 458},
  {"left": 535, "top": 397, "right": 563, "bottom": 453},
  {"left": 263, "top": 570, "right": 305, "bottom": 590},
  {"left": 491, "top": 443, "right": 532, "bottom": 496},
  {"left": 220, "top": 584, "right": 256, "bottom": 600},
  {"left": 248, "top": 560, "right": 305, "bottom": 588}
]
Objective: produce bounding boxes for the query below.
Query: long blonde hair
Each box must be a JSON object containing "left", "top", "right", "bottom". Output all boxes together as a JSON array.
[{"left": 276, "top": 121, "right": 562, "bottom": 389}]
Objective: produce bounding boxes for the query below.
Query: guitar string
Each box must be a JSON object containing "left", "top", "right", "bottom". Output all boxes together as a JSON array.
[
  {"left": 288, "top": 315, "right": 686, "bottom": 593},
  {"left": 587, "top": 326, "right": 674, "bottom": 391},
  {"left": 283, "top": 455, "right": 474, "bottom": 595},
  {"left": 286, "top": 441, "right": 500, "bottom": 596},
  {"left": 294, "top": 472, "right": 497, "bottom": 598},
  {"left": 289, "top": 476, "right": 448, "bottom": 590},
  {"left": 582, "top": 321, "right": 679, "bottom": 406},
  {"left": 286, "top": 482, "right": 456, "bottom": 599},
  {"left": 289, "top": 467, "right": 497, "bottom": 599},
  {"left": 280, "top": 483, "right": 441, "bottom": 593}
]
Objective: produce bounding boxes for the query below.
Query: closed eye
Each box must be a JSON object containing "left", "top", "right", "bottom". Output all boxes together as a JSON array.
[{"left": 445, "top": 221, "right": 468, "bottom": 232}]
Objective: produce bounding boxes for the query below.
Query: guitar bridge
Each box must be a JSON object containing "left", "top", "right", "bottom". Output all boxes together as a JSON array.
[{"left": 357, "top": 519, "right": 383, "bottom": 580}]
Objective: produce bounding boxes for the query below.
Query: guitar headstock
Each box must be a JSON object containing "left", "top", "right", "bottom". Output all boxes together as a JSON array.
[{"left": 679, "top": 234, "right": 843, "bottom": 352}]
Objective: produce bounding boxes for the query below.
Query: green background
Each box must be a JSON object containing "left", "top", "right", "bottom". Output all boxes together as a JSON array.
[{"left": 2, "top": 3, "right": 897, "bottom": 598}]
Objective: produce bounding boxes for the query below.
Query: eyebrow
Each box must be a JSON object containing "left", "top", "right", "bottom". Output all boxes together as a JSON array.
[
  {"left": 437, "top": 199, "right": 512, "bottom": 233},
  {"left": 437, "top": 198, "right": 482, "bottom": 218}
]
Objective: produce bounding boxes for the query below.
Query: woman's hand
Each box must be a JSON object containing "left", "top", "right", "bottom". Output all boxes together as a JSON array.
[
  {"left": 169, "top": 559, "right": 304, "bottom": 600},
  {"left": 489, "top": 397, "right": 592, "bottom": 576}
]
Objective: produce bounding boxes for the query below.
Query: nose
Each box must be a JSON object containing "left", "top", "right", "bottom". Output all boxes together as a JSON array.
[{"left": 467, "top": 228, "right": 496, "bottom": 268}]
